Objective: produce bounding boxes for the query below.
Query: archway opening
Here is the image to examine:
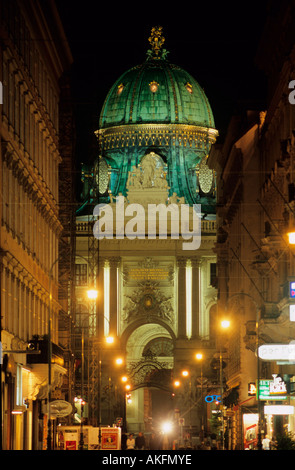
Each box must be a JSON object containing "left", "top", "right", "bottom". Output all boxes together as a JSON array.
[{"left": 125, "top": 324, "right": 174, "bottom": 434}]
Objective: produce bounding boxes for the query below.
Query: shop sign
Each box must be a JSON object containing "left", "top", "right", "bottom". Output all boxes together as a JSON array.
[
  {"left": 258, "top": 344, "right": 295, "bottom": 361},
  {"left": 49, "top": 400, "right": 73, "bottom": 418},
  {"left": 290, "top": 281, "right": 295, "bottom": 298},
  {"left": 205, "top": 394, "right": 221, "bottom": 403},
  {"left": 264, "top": 405, "right": 294, "bottom": 415},
  {"left": 290, "top": 305, "right": 295, "bottom": 321},
  {"left": 248, "top": 382, "right": 256, "bottom": 396},
  {"left": 257, "top": 375, "right": 287, "bottom": 400}
]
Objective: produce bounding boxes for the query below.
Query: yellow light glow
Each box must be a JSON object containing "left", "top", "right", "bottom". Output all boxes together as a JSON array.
[
  {"left": 181, "top": 370, "right": 189, "bottom": 377},
  {"left": 174, "top": 380, "right": 180, "bottom": 387},
  {"left": 161, "top": 421, "right": 173, "bottom": 433},
  {"left": 221, "top": 319, "right": 230, "bottom": 329},
  {"left": 196, "top": 352, "right": 203, "bottom": 361},
  {"left": 115, "top": 357, "right": 123, "bottom": 365},
  {"left": 288, "top": 232, "right": 295, "bottom": 245},
  {"left": 87, "top": 289, "right": 98, "bottom": 299},
  {"left": 106, "top": 336, "right": 114, "bottom": 344},
  {"left": 121, "top": 376, "right": 128, "bottom": 383}
]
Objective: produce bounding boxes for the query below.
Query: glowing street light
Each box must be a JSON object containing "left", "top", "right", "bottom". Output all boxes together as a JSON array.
[
  {"left": 221, "top": 319, "right": 230, "bottom": 329},
  {"left": 87, "top": 289, "right": 98, "bottom": 300},
  {"left": 161, "top": 421, "right": 173, "bottom": 434},
  {"left": 288, "top": 231, "right": 295, "bottom": 245},
  {"left": 219, "top": 318, "right": 230, "bottom": 450}
]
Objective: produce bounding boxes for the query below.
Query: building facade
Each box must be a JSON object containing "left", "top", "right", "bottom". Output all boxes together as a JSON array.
[
  {"left": 75, "top": 27, "right": 224, "bottom": 445},
  {"left": 210, "top": 0, "right": 295, "bottom": 449},
  {"left": 0, "top": 0, "right": 73, "bottom": 450}
]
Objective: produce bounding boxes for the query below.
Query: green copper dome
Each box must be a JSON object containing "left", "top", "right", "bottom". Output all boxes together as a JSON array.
[
  {"left": 84, "top": 27, "right": 218, "bottom": 212},
  {"left": 99, "top": 57, "right": 215, "bottom": 129}
]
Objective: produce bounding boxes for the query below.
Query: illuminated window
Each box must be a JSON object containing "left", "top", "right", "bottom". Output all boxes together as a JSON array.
[
  {"left": 185, "top": 82, "right": 193, "bottom": 94},
  {"left": 117, "top": 83, "right": 124, "bottom": 95},
  {"left": 16, "top": 364, "right": 22, "bottom": 406},
  {"left": 75, "top": 263, "right": 87, "bottom": 286},
  {"left": 149, "top": 81, "right": 159, "bottom": 93}
]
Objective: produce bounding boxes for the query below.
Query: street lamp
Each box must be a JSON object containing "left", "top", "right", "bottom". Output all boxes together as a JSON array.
[
  {"left": 195, "top": 352, "right": 204, "bottom": 437},
  {"left": 223, "top": 292, "right": 262, "bottom": 449},
  {"left": 47, "top": 256, "right": 61, "bottom": 451},
  {"left": 97, "top": 334, "right": 114, "bottom": 448},
  {"left": 87, "top": 289, "right": 98, "bottom": 300},
  {"left": 287, "top": 231, "right": 295, "bottom": 245},
  {"left": 219, "top": 319, "right": 230, "bottom": 450},
  {"left": 77, "top": 287, "right": 99, "bottom": 450}
]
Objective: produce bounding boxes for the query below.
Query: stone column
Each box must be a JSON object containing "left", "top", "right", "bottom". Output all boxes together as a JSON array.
[
  {"left": 109, "top": 257, "right": 120, "bottom": 338},
  {"left": 177, "top": 257, "right": 187, "bottom": 339},
  {"left": 97, "top": 257, "right": 105, "bottom": 338},
  {"left": 191, "top": 257, "right": 200, "bottom": 339}
]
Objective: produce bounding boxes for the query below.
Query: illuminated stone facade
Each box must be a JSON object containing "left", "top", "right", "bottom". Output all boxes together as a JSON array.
[
  {"left": 75, "top": 27, "right": 220, "bottom": 438},
  {"left": 0, "top": 0, "right": 72, "bottom": 449},
  {"left": 210, "top": 3, "right": 295, "bottom": 449}
]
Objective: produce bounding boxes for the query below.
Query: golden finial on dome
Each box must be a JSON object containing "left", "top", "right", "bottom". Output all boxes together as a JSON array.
[{"left": 148, "top": 26, "right": 165, "bottom": 56}]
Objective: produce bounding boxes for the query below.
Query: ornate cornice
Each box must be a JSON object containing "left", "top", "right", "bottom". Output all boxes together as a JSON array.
[{"left": 96, "top": 123, "right": 218, "bottom": 151}]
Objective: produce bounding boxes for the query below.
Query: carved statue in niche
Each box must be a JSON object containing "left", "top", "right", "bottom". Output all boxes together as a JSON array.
[
  {"left": 141, "top": 153, "right": 157, "bottom": 187},
  {"left": 127, "top": 165, "right": 142, "bottom": 189},
  {"left": 154, "top": 167, "right": 168, "bottom": 189}
]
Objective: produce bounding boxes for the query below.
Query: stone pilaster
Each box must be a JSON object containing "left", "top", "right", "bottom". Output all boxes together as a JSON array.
[
  {"left": 109, "top": 257, "right": 120, "bottom": 337},
  {"left": 177, "top": 257, "right": 187, "bottom": 339},
  {"left": 97, "top": 257, "right": 105, "bottom": 337},
  {"left": 191, "top": 257, "right": 200, "bottom": 339}
]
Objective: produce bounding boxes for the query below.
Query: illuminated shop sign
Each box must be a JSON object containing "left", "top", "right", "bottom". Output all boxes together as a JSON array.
[
  {"left": 258, "top": 344, "right": 295, "bottom": 361},
  {"left": 264, "top": 405, "right": 294, "bottom": 415},
  {"left": 290, "top": 281, "right": 295, "bottom": 298},
  {"left": 290, "top": 305, "right": 295, "bottom": 321},
  {"left": 248, "top": 375, "right": 287, "bottom": 400},
  {"left": 205, "top": 394, "right": 221, "bottom": 403},
  {"left": 248, "top": 382, "right": 256, "bottom": 396}
]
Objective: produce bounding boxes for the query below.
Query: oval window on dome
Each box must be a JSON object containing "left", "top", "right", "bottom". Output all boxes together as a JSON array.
[
  {"left": 117, "top": 83, "right": 124, "bottom": 95},
  {"left": 98, "top": 158, "right": 109, "bottom": 195},
  {"left": 185, "top": 82, "right": 193, "bottom": 94},
  {"left": 149, "top": 81, "right": 159, "bottom": 93},
  {"left": 198, "top": 158, "right": 214, "bottom": 194}
]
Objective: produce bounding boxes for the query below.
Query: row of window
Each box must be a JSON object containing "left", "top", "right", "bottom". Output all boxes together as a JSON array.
[
  {"left": 2, "top": 161, "right": 59, "bottom": 276},
  {"left": 1, "top": 0, "right": 59, "bottom": 129},
  {"left": 1, "top": 267, "right": 59, "bottom": 344},
  {"left": 2, "top": 52, "right": 59, "bottom": 201}
]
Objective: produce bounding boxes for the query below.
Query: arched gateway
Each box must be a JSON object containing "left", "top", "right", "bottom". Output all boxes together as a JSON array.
[{"left": 75, "top": 27, "right": 219, "bottom": 438}]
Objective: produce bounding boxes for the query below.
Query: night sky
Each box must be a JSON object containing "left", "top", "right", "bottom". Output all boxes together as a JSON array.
[{"left": 56, "top": 1, "right": 269, "bottom": 176}]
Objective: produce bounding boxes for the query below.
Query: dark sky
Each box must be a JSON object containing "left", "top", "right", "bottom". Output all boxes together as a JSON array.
[{"left": 56, "top": 1, "right": 269, "bottom": 169}]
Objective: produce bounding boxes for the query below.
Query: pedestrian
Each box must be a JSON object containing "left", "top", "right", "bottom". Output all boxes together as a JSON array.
[
  {"left": 262, "top": 434, "right": 271, "bottom": 450},
  {"left": 135, "top": 431, "right": 145, "bottom": 450},
  {"left": 149, "top": 433, "right": 158, "bottom": 450},
  {"left": 126, "top": 433, "right": 135, "bottom": 450},
  {"left": 121, "top": 432, "right": 127, "bottom": 450}
]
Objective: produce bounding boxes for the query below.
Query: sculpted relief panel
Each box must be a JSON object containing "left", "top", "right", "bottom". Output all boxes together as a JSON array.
[{"left": 121, "top": 257, "right": 176, "bottom": 331}]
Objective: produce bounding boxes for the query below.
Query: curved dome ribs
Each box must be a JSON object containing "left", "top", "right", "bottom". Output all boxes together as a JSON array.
[{"left": 94, "top": 27, "right": 218, "bottom": 210}]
